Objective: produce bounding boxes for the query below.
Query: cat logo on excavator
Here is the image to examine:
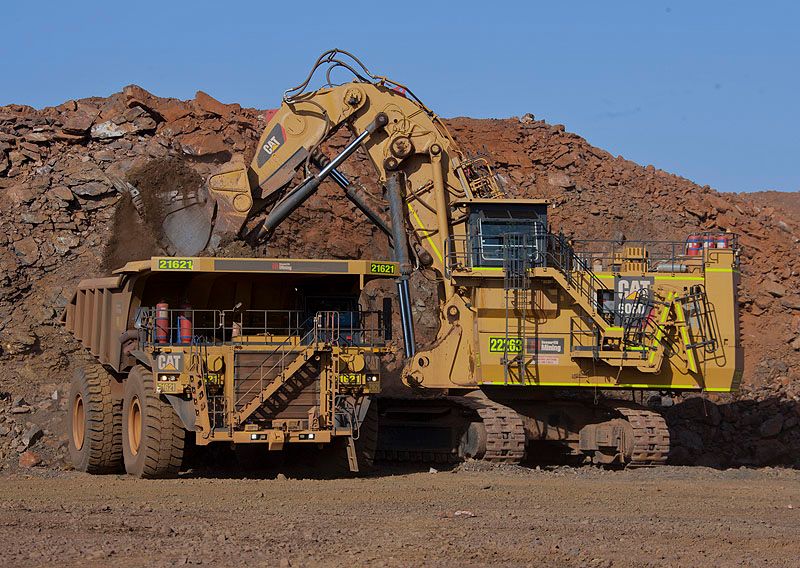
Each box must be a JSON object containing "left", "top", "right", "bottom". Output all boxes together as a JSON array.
[
  {"left": 616, "top": 276, "right": 653, "bottom": 322},
  {"left": 256, "top": 123, "right": 286, "bottom": 167}
]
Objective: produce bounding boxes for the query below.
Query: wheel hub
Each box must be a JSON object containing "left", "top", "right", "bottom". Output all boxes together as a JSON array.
[
  {"left": 72, "top": 393, "right": 85, "bottom": 451},
  {"left": 128, "top": 396, "right": 142, "bottom": 456}
]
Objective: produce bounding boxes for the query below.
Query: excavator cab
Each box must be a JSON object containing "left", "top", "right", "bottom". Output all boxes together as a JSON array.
[{"left": 454, "top": 199, "right": 549, "bottom": 270}]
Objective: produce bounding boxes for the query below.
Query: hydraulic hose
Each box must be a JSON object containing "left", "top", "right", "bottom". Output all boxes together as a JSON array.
[{"left": 385, "top": 173, "right": 416, "bottom": 358}]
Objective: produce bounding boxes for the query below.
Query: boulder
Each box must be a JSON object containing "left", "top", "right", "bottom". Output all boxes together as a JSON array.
[
  {"left": 21, "top": 212, "right": 48, "bottom": 225},
  {"left": 179, "top": 131, "right": 229, "bottom": 158},
  {"left": 12, "top": 237, "right": 39, "bottom": 265},
  {"left": 547, "top": 171, "right": 574, "bottom": 188},
  {"left": 90, "top": 120, "right": 129, "bottom": 139},
  {"left": 194, "top": 90, "right": 239, "bottom": 117},
  {"left": 18, "top": 450, "right": 42, "bottom": 468},
  {"left": 61, "top": 111, "right": 96, "bottom": 134},
  {"left": 780, "top": 295, "right": 800, "bottom": 310},
  {"left": 763, "top": 280, "right": 787, "bottom": 298},
  {"left": 552, "top": 152, "right": 576, "bottom": 169},
  {"left": 24, "top": 130, "right": 54, "bottom": 144},
  {"left": 49, "top": 186, "right": 74, "bottom": 202},
  {"left": 123, "top": 84, "right": 191, "bottom": 123},
  {"left": 759, "top": 415, "right": 784, "bottom": 437},
  {"left": 4, "top": 182, "right": 38, "bottom": 204},
  {"left": 71, "top": 181, "right": 113, "bottom": 197},
  {"left": 21, "top": 425, "right": 42, "bottom": 448},
  {"left": 753, "top": 439, "right": 786, "bottom": 465},
  {"left": 676, "top": 428, "right": 704, "bottom": 451},
  {"left": 52, "top": 233, "right": 80, "bottom": 254}
]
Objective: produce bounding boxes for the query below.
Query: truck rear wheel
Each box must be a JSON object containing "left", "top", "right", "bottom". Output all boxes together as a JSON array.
[
  {"left": 122, "top": 365, "right": 185, "bottom": 478},
  {"left": 68, "top": 365, "right": 124, "bottom": 474}
]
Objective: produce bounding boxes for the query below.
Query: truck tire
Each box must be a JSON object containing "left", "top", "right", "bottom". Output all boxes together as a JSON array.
[
  {"left": 122, "top": 365, "right": 185, "bottom": 478},
  {"left": 68, "top": 365, "right": 124, "bottom": 474}
]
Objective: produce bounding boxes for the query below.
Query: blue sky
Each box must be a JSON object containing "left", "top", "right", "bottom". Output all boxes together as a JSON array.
[{"left": 2, "top": 1, "right": 797, "bottom": 193}]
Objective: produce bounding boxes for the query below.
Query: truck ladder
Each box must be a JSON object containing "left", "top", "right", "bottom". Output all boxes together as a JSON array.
[
  {"left": 502, "top": 233, "right": 530, "bottom": 383},
  {"left": 233, "top": 311, "right": 345, "bottom": 427},
  {"left": 187, "top": 342, "right": 213, "bottom": 437},
  {"left": 317, "top": 311, "right": 341, "bottom": 430},
  {"left": 234, "top": 341, "right": 323, "bottom": 426}
]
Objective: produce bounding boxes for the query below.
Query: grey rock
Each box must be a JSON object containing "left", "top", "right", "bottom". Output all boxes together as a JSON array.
[
  {"left": 21, "top": 212, "right": 49, "bottom": 225},
  {"left": 763, "top": 280, "right": 786, "bottom": 298},
  {"left": 21, "top": 425, "right": 43, "bottom": 448},
  {"left": 90, "top": 121, "right": 128, "bottom": 139},
  {"left": 71, "top": 181, "right": 113, "bottom": 197},
  {"left": 52, "top": 233, "right": 80, "bottom": 255}
]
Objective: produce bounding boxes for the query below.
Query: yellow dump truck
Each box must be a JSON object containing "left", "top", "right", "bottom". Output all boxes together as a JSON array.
[{"left": 64, "top": 256, "right": 394, "bottom": 477}]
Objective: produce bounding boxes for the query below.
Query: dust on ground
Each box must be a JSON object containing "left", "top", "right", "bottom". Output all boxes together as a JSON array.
[
  {"left": 0, "top": 465, "right": 797, "bottom": 567},
  {"left": 101, "top": 158, "right": 204, "bottom": 271}
]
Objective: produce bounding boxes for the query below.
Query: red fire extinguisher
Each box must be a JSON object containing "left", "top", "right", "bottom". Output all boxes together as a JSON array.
[
  {"left": 686, "top": 235, "right": 702, "bottom": 256},
  {"left": 155, "top": 302, "right": 169, "bottom": 344},
  {"left": 178, "top": 303, "right": 193, "bottom": 344}
]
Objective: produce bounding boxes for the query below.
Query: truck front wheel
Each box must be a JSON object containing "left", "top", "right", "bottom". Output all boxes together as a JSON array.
[{"left": 122, "top": 365, "right": 185, "bottom": 478}]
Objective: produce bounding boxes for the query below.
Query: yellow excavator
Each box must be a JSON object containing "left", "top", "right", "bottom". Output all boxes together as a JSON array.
[{"left": 156, "top": 49, "right": 743, "bottom": 466}]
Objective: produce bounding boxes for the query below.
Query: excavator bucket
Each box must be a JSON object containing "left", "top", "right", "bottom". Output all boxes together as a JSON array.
[
  {"left": 110, "top": 175, "right": 215, "bottom": 257},
  {"left": 161, "top": 196, "right": 214, "bottom": 256},
  {"left": 161, "top": 158, "right": 255, "bottom": 256}
]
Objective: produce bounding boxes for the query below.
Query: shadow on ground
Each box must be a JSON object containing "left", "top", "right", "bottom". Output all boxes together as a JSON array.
[{"left": 663, "top": 395, "right": 799, "bottom": 469}]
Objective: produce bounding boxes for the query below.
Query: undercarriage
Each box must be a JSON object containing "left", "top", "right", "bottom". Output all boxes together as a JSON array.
[{"left": 373, "top": 389, "right": 670, "bottom": 468}]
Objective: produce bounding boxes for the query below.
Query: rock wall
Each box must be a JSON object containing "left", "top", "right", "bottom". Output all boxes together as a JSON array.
[{"left": 0, "top": 89, "right": 797, "bottom": 469}]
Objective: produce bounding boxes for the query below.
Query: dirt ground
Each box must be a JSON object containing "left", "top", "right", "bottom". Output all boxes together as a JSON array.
[{"left": 0, "top": 465, "right": 797, "bottom": 568}]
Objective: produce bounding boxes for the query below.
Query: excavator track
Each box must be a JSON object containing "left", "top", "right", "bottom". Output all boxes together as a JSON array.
[
  {"left": 373, "top": 395, "right": 527, "bottom": 465},
  {"left": 452, "top": 396, "right": 526, "bottom": 464},
  {"left": 615, "top": 406, "right": 670, "bottom": 467}
]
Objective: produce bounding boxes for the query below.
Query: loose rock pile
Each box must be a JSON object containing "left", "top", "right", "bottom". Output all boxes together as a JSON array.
[
  {"left": 0, "top": 88, "right": 797, "bottom": 469},
  {"left": 0, "top": 391, "right": 68, "bottom": 473}
]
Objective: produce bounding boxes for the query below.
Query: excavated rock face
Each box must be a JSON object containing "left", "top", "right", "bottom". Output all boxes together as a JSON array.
[{"left": 0, "top": 87, "right": 797, "bottom": 468}]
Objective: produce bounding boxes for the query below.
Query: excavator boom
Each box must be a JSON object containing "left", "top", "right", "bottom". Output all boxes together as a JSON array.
[{"left": 163, "top": 49, "right": 501, "bottom": 258}]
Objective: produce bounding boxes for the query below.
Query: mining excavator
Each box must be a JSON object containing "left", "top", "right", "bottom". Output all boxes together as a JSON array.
[{"left": 65, "top": 50, "right": 742, "bottom": 476}]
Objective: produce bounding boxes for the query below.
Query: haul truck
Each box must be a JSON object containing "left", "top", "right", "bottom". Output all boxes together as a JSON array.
[
  {"left": 65, "top": 50, "right": 743, "bottom": 474},
  {"left": 64, "top": 257, "right": 394, "bottom": 477}
]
